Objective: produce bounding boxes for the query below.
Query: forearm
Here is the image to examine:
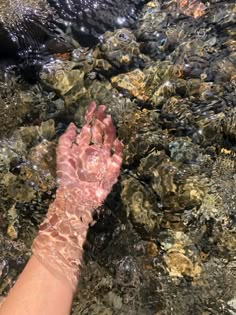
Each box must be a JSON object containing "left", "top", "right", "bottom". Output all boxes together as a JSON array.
[
  {"left": 32, "top": 186, "right": 95, "bottom": 292},
  {"left": 32, "top": 187, "right": 95, "bottom": 291},
  {"left": 0, "top": 189, "right": 93, "bottom": 315},
  {"left": 0, "top": 255, "right": 73, "bottom": 315}
]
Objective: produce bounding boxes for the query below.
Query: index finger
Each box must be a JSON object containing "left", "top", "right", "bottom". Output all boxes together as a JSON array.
[{"left": 58, "top": 122, "right": 77, "bottom": 150}]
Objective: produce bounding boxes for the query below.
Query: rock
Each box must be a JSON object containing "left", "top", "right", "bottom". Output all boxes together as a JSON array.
[
  {"left": 121, "top": 177, "right": 162, "bottom": 237},
  {"left": 164, "top": 251, "right": 201, "bottom": 278},
  {"left": 0, "top": 0, "right": 145, "bottom": 62}
]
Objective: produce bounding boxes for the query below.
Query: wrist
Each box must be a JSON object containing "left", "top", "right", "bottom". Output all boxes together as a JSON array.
[{"left": 32, "top": 186, "right": 96, "bottom": 292}]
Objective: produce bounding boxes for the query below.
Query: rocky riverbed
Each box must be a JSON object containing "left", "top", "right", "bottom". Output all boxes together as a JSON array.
[{"left": 0, "top": 0, "right": 236, "bottom": 314}]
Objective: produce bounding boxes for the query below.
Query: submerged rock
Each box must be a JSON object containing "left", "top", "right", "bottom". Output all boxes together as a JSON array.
[
  {"left": 0, "top": 0, "right": 236, "bottom": 314},
  {"left": 0, "top": 120, "right": 56, "bottom": 251},
  {"left": 0, "top": 0, "right": 146, "bottom": 64},
  {"left": 98, "top": 28, "right": 147, "bottom": 71},
  {"left": 121, "top": 177, "right": 162, "bottom": 237},
  {"left": 40, "top": 59, "right": 87, "bottom": 98},
  {"left": 118, "top": 108, "right": 164, "bottom": 165}
]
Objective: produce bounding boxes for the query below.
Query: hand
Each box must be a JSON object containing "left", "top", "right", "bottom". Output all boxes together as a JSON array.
[{"left": 56, "top": 101, "right": 123, "bottom": 203}]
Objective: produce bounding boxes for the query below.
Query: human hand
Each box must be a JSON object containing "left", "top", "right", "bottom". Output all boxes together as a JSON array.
[{"left": 56, "top": 101, "right": 123, "bottom": 204}]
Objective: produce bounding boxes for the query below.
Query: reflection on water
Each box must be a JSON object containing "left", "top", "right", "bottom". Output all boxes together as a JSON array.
[{"left": 0, "top": 0, "right": 236, "bottom": 314}]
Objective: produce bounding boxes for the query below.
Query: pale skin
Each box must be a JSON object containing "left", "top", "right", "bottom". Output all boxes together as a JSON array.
[
  {"left": 0, "top": 103, "right": 123, "bottom": 315},
  {"left": 0, "top": 255, "right": 74, "bottom": 315}
]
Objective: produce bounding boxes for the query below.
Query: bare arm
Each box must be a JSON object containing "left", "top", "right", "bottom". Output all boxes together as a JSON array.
[
  {"left": 0, "top": 102, "right": 123, "bottom": 315},
  {"left": 0, "top": 255, "right": 73, "bottom": 315}
]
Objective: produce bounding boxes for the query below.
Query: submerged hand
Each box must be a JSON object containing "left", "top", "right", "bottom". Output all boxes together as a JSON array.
[
  {"left": 56, "top": 101, "right": 123, "bottom": 203},
  {"left": 32, "top": 102, "right": 123, "bottom": 292}
]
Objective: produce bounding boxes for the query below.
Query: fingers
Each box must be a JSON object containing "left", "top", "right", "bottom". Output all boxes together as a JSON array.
[
  {"left": 86, "top": 102, "right": 106, "bottom": 123},
  {"left": 85, "top": 101, "right": 97, "bottom": 123},
  {"left": 76, "top": 124, "right": 91, "bottom": 146},
  {"left": 91, "top": 106, "right": 111, "bottom": 145},
  {"left": 83, "top": 103, "right": 114, "bottom": 147},
  {"left": 91, "top": 119, "right": 104, "bottom": 144},
  {"left": 90, "top": 112, "right": 116, "bottom": 147},
  {"left": 76, "top": 112, "right": 106, "bottom": 146},
  {"left": 103, "top": 115, "right": 116, "bottom": 150},
  {"left": 75, "top": 103, "right": 120, "bottom": 155},
  {"left": 111, "top": 138, "right": 124, "bottom": 165},
  {"left": 96, "top": 105, "right": 106, "bottom": 121},
  {"left": 58, "top": 104, "right": 111, "bottom": 150},
  {"left": 80, "top": 103, "right": 106, "bottom": 146},
  {"left": 57, "top": 123, "right": 77, "bottom": 151},
  {"left": 101, "top": 138, "right": 123, "bottom": 190}
]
